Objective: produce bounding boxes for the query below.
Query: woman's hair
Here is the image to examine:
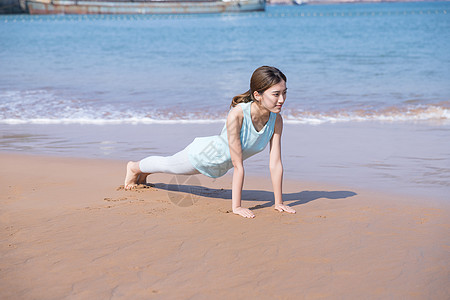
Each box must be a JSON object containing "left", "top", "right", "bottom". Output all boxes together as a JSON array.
[{"left": 230, "top": 66, "right": 287, "bottom": 108}]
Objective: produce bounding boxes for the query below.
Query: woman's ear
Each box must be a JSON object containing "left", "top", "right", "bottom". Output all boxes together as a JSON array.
[{"left": 253, "top": 91, "right": 262, "bottom": 102}]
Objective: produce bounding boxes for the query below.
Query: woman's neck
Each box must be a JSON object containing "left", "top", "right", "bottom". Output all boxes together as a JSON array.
[{"left": 251, "top": 101, "right": 271, "bottom": 120}]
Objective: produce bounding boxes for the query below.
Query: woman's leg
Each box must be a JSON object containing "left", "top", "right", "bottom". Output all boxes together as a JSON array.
[
  {"left": 124, "top": 147, "right": 199, "bottom": 189},
  {"left": 137, "top": 173, "right": 150, "bottom": 184}
]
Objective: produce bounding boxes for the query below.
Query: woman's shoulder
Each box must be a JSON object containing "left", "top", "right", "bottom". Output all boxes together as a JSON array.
[
  {"left": 227, "top": 104, "right": 245, "bottom": 120},
  {"left": 273, "top": 113, "right": 283, "bottom": 133},
  {"left": 275, "top": 113, "right": 283, "bottom": 123},
  {"left": 226, "top": 104, "right": 245, "bottom": 131}
]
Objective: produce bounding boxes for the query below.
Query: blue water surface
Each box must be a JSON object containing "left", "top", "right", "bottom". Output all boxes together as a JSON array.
[{"left": 0, "top": 2, "right": 449, "bottom": 122}]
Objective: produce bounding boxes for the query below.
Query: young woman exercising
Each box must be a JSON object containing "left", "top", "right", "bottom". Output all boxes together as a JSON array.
[{"left": 124, "top": 66, "right": 296, "bottom": 218}]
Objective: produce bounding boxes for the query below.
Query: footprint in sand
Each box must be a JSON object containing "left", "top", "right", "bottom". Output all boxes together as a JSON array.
[
  {"left": 103, "top": 197, "right": 128, "bottom": 202},
  {"left": 116, "top": 184, "right": 156, "bottom": 192}
]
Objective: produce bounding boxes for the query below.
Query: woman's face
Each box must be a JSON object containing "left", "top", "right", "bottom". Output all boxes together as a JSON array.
[{"left": 257, "top": 80, "right": 287, "bottom": 113}]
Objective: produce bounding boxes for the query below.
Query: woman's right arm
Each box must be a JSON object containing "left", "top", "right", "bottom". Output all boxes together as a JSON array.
[{"left": 227, "top": 107, "right": 255, "bottom": 218}]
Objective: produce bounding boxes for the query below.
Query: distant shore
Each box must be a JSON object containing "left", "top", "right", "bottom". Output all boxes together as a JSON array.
[
  {"left": 268, "top": 0, "right": 443, "bottom": 5},
  {"left": 1, "top": 0, "right": 443, "bottom": 14}
]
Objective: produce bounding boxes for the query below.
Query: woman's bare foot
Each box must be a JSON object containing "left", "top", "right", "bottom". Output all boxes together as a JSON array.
[
  {"left": 137, "top": 173, "right": 150, "bottom": 185},
  {"left": 232, "top": 207, "right": 255, "bottom": 218},
  {"left": 124, "top": 161, "right": 141, "bottom": 190},
  {"left": 274, "top": 204, "right": 296, "bottom": 214}
]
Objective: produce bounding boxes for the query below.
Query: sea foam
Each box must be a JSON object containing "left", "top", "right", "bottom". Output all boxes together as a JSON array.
[{"left": 1, "top": 89, "right": 448, "bottom": 125}]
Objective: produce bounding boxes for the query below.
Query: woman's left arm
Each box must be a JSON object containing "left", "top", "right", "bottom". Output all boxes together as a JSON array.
[{"left": 269, "top": 114, "right": 296, "bottom": 214}]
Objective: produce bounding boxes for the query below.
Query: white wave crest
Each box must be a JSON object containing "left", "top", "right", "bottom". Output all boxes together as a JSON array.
[
  {"left": 0, "top": 89, "right": 448, "bottom": 125},
  {"left": 283, "top": 105, "right": 450, "bottom": 125},
  {"left": 1, "top": 105, "right": 448, "bottom": 125}
]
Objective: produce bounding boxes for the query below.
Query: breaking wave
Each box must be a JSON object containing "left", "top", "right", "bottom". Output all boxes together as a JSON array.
[
  {"left": 0, "top": 89, "right": 449, "bottom": 125},
  {"left": 282, "top": 105, "right": 450, "bottom": 125}
]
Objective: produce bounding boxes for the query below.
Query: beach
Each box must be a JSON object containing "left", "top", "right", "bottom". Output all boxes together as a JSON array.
[
  {"left": 1, "top": 2, "right": 449, "bottom": 298},
  {"left": 1, "top": 153, "right": 449, "bottom": 299}
]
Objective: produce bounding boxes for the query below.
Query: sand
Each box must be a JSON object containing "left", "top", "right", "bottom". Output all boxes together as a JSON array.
[{"left": 1, "top": 153, "right": 449, "bottom": 299}]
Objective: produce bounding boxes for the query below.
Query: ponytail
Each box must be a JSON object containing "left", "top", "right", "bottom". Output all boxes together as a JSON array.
[{"left": 230, "top": 90, "right": 254, "bottom": 108}]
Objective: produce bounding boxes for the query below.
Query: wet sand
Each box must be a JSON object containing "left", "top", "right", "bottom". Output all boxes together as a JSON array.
[
  {"left": 1, "top": 122, "right": 449, "bottom": 201},
  {"left": 1, "top": 153, "right": 449, "bottom": 299}
]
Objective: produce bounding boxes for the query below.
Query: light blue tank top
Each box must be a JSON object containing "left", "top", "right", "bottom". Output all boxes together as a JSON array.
[{"left": 187, "top": 102, "right": 277, "bottom": 178}]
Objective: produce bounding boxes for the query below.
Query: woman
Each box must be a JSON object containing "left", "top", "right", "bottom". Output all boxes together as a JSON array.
[{"left": 124, "top": 66, "right": 296, "bottom": 218}]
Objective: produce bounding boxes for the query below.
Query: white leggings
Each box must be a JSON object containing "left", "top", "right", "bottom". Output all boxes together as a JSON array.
[{"left": 139, "top": 147, "right": 200, "bottom": 175}]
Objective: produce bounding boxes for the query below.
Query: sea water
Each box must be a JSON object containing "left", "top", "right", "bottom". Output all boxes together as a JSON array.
[
  {"left": 1, "top": 2, "right": 449, "bottom": 124},
  {"left": 0, "top": 2, "right": 449, "bottom": 199}
]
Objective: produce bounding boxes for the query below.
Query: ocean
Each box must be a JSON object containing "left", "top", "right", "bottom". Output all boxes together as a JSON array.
[{"left": 1, "top": 2, "right": 449, "bottom": 200}]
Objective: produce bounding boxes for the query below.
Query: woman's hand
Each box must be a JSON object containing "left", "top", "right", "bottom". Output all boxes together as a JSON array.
[
  {"left": 233, "top": 207, "right": 255, "bottom": 218},
  {"left": 274, "top": 204, "right": 296, "bottom": 214}
]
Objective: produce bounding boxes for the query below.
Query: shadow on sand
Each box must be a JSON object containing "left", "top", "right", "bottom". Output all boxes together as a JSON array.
[{"left": 153, "top": 181, "right": 357, "bottom": 210}]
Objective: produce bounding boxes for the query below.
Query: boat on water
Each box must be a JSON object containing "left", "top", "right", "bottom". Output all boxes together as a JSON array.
[{"left": 22, "top": 0, "right": 265, "bottom": 14}]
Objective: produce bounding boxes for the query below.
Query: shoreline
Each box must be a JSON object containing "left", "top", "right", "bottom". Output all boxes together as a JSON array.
[
  {"left": 1, "top": 121, "right": 448, "bottom": 202},
  {"left": 1, "top": 149, "right": 447, "bottom": 206},
  {"left": 1, "top": 153, "right": 449, "bottom": 298}
]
